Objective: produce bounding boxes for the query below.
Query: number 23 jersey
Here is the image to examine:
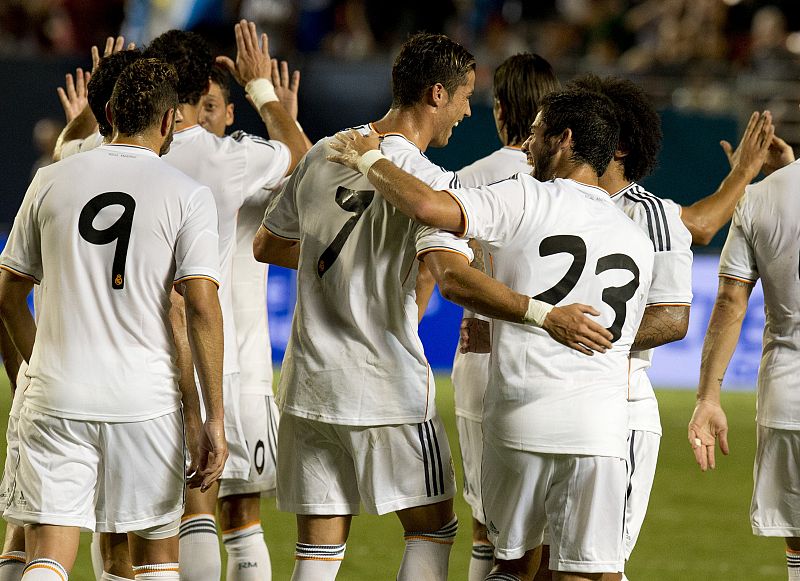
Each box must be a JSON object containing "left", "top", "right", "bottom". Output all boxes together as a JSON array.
[
  {"left": 449, "top": 175, "right": 654, "bottom": 459},
  {"left": 264, "top": 127, "right": 471, "bottom": 426}
]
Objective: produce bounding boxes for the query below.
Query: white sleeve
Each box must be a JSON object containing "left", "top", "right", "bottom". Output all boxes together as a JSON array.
[
  {"left": 1, "top": 172, "right": 43, "bottom": 283},
  {"left": 232, "top": 131, "right": 292, "bottom": 204},
  {"left": 446, "top": 178, "right": 527, "bottom": 250},
  {"left": 60, "top": 131, "right": 103, "bottom": 159},
  {"left": 262, "top": 158, "right": 302, "bottom": 241},
  {"left": 414, "top": 226, "right": 473, "bottom": 262},
  {"left": 718, "top": 192, "right": 758, "bottom": 283},
  {"left": 174, "top": 186, "right": 221, "bottom": 285}
]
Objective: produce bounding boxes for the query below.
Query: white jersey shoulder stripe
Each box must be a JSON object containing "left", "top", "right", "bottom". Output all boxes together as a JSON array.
[
  {"left": 230, "top": 130, "right": 276, "bottom": 149},
  {"left": 622, "top": 184, "right": 672, "bottom": 252}
]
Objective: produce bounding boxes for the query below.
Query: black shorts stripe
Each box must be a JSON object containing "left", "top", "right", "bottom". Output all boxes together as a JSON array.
[
  {"left": 266, "top": 397, "right": 277, "bottom": 466},
  {"left": 429, "top": 421, "right": 445, "bottom": 495},
  {"left": 423, "top": 421, "right": 439, "bottom": 496},
  {"left": 627, "top": 430, "right": 637, "bottom": 500},
  {"left": 418, "top": 424, "right": 432, "bottom": 497}
]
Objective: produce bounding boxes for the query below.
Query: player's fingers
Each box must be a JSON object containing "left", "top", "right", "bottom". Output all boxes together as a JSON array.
[
  {"left": 91, "top": 45, "right": 100, "bottom": 69},
  {"left": 577, "top": 336, "right": 607, "bottom": 353},
  {"left": 583, "top": 319, "right": 613, "bottom": 344},
  {"left": 270, "top": 58, "right": 279, "bottom": 85},
  {"left": 577, "top": 303, "right": 601, "bottom": 316},
  {"left": 233, "top": 22, "right": 246, "bottom": 55},
  {"left": 718, "top": 429, "right": 730, "bottom": 455},
  {"left": 707, "top": 442, "right": 716, "bottom": 470},
  {"left": 64, "top": 73, "right": 77, "bottom": 100},
  {"left": 216, "top": 55, "right": 236, "bottom": 75},
  {"left": 761, "top": 123, "right": 775, "bottom": 151},
  {"left": 582, "top": 331, "right": 610, "bottom": 352},
  {"left": 719, "top": 140, "right": 733, "bottom": 161},
  {"left": 291, "top": 69, "right": 300, "bottom": 93},
  {"left": 103, "top": 36, "right": 114, "bottom": 57},
  {"left": 113, "top": 35, "right": 125, "bottom": 53},
  {"left": 280, "top": 60, "right": 289, "bottom": 86},
  {"left": 261, "top": 32, "right": 270, "bottom": 59},
  {"left": 75, "top": 68, "right": 85, "bottom": 94},
  {"left": 567, "top": 341, "right": 593, "bottom": 356},
  {"left": 741, "top": 111, "right": 760, "bottom": 143},
  {"left": 240, "top": 20, "right": 255, "bottom": 53},
  {"left": 57, "top": 87, "right": 69, "bottom": 110}
]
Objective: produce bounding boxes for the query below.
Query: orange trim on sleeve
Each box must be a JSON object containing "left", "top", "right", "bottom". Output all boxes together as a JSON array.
[
  {"left": 415, "top": 247, "right": 471, "bottom": 262},
  {"left": 645, "top": 302, "right": 692, "bottom": 307},
  {"left": 265, "top": 226, "right": 300, "bottom": 242},
  {"left": 442, "top": 190, "right": 469, "bottom": 238},
  {"left": 173, "top": 275, "right": 220, "bottom": 288},
  {"left": 719, "top": 274, "right": 756, "bottom": 285},
  {"left": 0, "top": 264, "right": 39, "bottom": 284}
]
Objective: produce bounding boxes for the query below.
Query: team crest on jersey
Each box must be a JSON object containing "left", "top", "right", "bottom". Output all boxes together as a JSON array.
[{"left": 115, "top": 274, "right": 123, "bottom": 286}]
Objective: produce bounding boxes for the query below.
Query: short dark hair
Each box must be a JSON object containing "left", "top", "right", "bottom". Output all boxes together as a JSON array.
[
  {"left": 110, "top": 59, "right": 179, "bottom": 136},
  {"left": 209, "top": 64, "right": 231, "bottom": 104},
  {"left": 539, "top": 88, "right": 619, "bottom": 177},
  {"left": 391, "top": 32, "right": 476, "bottom": 108},
  {"left": 568, "top": 74, "right": 662, "bottom": 181},
  {"left": 87, "top": 49, "right": 143, "bottom": 137},
  {"left": 494, "top": 53, "right": 560, "bottom": 146},
  {"left": 144, "top": 30, "right": 213, "bottom": 106}
]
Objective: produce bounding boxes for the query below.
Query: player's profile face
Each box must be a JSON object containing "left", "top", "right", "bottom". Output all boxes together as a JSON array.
[
  {"left": 432, "top": 69, "right": 475, "bottom": 148},
  {"left": 199, "top": 81, "right": 233, "bottom": 138},
  {"left": 524, "top": 111, "right": 556, "bottom": 181}
]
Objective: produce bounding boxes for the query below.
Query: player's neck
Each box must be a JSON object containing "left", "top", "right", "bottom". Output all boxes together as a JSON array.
[
  {"left": 597, "top": 159, "right": 631, "bottom": 196},
  {"left": 559, "top": 163, "right": 601, "bottom": 189},
  {"left": 372, "top": 107, "right": 432, "bottom": 151},
  {"left": 176, "top": 103, "right": 201, "bottom": 132},
  {"left": 110, "top": 133, "right": 160, "bottom": 154}
]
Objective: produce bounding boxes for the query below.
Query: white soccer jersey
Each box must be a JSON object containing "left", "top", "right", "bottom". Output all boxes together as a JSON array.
[
  {"left": 264, "top": 125, "right": 471, "bottom": 426},
  {"left": 60, "top": 131, "right": 104, "bottom": 159},
  {"left": 612, "top": 183, "right": 693, "bottom": 434},
  {"left": 719, "top": 161, "right": 800, "bottom": 429},
  {"left": 452, "top": 146, "right": 530, "bottom": 421},
  {"left": 164, "top": 126, "right": 290, "bottom": 375},
  {"left": 0, "top": 144, "right": 220, "bottom": 422},
  {"left": 449, "top": 176, "right": 654, "bottom": 458}
]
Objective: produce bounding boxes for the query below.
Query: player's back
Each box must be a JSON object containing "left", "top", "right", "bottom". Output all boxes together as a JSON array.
[
  {"left": 264, "top": 128, "right": 469, "bottom": 426},
  {"left": 456, "top": 145, "right": 529, "bottom": 188},
  {"left": 5, "top": 144, "right": 219, "bottom": 422}
]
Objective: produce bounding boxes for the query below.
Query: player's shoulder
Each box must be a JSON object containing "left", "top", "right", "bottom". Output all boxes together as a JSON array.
[
  {"left": 615, "top": 182, "right": 688, "bottom": 252},
  {"left": 229, "top": 129, "right": 281, "bottom": 152}
]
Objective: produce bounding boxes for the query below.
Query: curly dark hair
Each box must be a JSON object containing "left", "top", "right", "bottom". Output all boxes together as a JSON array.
[
  {"left": 539, "top": 88, "right": 619, "bottom": 177},
  {"left": 568, "top": 74, "right": 662, "bottom": 181},
  {"left": 144, "top": 30, "right": 213, "bottom": 106},
  {"left": 494, "top": 53, "right": 560, "bottom": 146},
  {"left": 391, "top": 32, "right": 475, "bottom": 109},
  {"left": 87, "top": 49, "right": 143, "bottom": 138},
  {"left": 110, "top": 59, "right": 179, "bottom": 136}
]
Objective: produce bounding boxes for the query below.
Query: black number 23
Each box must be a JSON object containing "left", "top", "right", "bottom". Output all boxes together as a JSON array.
[{"left": 78, "top": 192, "right": 136, "bottom": 290}]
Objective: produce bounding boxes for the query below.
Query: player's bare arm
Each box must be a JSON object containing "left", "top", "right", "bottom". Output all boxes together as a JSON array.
[
  {"left": 253, "top": 225, "right": 299, "bottom": 269},
  {"left": 0, "top": 318, "right": 21, "bottom": 391},
  {"left": 423, "top": 251, "right": 613, "bottom": 355},
  {"left": 631, "top": 304, "right": 689, "bottom": 351},
  {"left": 217, "top": 20, "right": 308, "bottom": 173},
  {"left": 0, "top": 269, "right": 35, "bottom": 363},
  {"left": 689, "top": 276, "right": 753, "bottom": 471},
  {"left": 681, "top": 111, "right": 774, "bottom": 245},
  {"left": 178, "top": 277, "right": 228, "bottom": 490}
]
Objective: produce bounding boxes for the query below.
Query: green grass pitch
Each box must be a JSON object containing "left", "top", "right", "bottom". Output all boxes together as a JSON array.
[{"left": 0, "top": 378, "right": 785, "bottom": 580}]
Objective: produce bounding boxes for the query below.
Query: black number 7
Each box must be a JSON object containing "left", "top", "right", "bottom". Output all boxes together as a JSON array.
[
  {"left": 78, "top": 191, "right": 136, "bottom": 290},
  {"left": 317, "top": 186, "right": 374, "bottom": 278}
]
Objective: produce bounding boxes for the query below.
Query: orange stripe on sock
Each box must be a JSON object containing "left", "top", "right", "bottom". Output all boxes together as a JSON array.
[
  {"left": 26, "top": 564, "right": 67, "bottom": 581},
  {"left": 221, "top": 520, "right": 261, "bottom": 534},
  {"left": 181, "top": 512, "right": 215, "bottom": 522},
  {"left": 402, "top": 535, "right": 455, "bottom": 545},
  {"left": 0, "top": 554, "right": 26, "bottom": 563},
  {"left": 295, "top": 556, "right": 344, "bottom": 562},
  {"left": 136, "top": 566, "right": 181, "bottom": 573},
  {"left": 787, "top": 548, "right": 800, "bottom": 555}
]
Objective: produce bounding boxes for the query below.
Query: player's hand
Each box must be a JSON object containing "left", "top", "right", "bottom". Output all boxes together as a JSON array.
[
  {"left": 271, "top": 59, "right": 300, "bottom": 120},
  {"left": 187, "top": 418, "right": 228, "bottom": 491},
  {"left": 719, "top": 110, "right": 774, "bottom": 180},
  {"left": 761, "top": 134, "right": 794, "bottom": 176},
  {"left": 57, "top": 68, "right": 90, "bottom": 123},
  {"left": 91, "top": 36, "right": 134, "bottom": 73},
  {"left": 217, "top": 20, "right": 272, "bottom": 87},
  {"left": 688, "top": 399, "right": 729, "bottom": 472},
  {"left": 183, "top": 407, "right": 204, "bottom": 481},
  {"left": 460, "top": 317, "right": 491, "bottom": 353},
  {"left": 541, "top": 303, "right": 613, "bottom": 355},
  {"left": 327, "top": 129, "right": 381, "bottom": 170}
]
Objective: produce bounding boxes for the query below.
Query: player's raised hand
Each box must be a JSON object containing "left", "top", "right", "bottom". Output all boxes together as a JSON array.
[
  {"left": 272, "top": 59, "right": 301, "bottom": 120},
  {"left": 541, "top": 303, "right": 613, "bottom": 355},
  {"left": 56, "top": 68, "right": 90, "bottom": 123},
  {"left": 719, "top": 110, "right": 774, "bottom": 180},
  {"left": 460, "top": 317, "right": 491, "bottom": 353},
  {"left": 91, "top": 35, "right": 134, "bottom": 73},
  {"left": 688, "top": 399, "right": 729, "bottom": 472},
  {"left": 217, "top": 19, "right": 272, "bottom": 87},
  {"left": 327, "top": 129, "right": 381, "bottom": 170},
  {"left": 762, "top": 134, "right": 795, "bottom": 176}
]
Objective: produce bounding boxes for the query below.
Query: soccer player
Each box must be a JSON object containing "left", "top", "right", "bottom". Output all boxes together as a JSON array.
[
  {"left": 687, "top": 125, "right": 800, "bottom": 579},
  {"left": 0, "top": 58, "right": 227, "bottom": 581},
  {"left": 144, "top": 21, "right": 307, "bottom": 581},
  {"left": 450, "top": 52, "right": 560, "bottom": 581},
  {"left": 255, "top": 35, "right": 612, "bottom": 581},
  {"left": 327, "top": 86, "right": 656, "bottom": 581}
]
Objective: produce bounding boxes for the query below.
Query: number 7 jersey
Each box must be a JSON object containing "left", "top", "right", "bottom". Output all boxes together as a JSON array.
[
  {"left": 264, "top": 127, "right": 472, "bottom": 426},
  {"left": 448, "top": 175, "right": 654, "bottom": 459}
]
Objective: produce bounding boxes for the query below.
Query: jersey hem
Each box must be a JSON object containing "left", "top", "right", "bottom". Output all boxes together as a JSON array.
[
  {"left": 279, "top": 407, "right": 431, "bottom": 427},
  {"left": 719, "top": 272, "right": 757, "bottom": 284},
  {"left": 263, "top": 224, "right": 300, "bottom": 242},
  {"left": 22, "top": 401, "right": 182, "bottom": 423}
]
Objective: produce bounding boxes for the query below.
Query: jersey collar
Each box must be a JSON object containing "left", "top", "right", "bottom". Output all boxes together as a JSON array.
[
  {"left": 101, "top": 143, "right": 159, "bottom": 158},
  {"left": 610, "top": 181, "right": 638, "bottom": 199}
]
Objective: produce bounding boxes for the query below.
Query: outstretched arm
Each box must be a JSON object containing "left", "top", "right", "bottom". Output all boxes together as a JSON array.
[
  {"left": 688, "top": 277, "right": 752, "bottom": 471},
  {"left": 631, "top": 304, "right": 689, "bottom": 351}
]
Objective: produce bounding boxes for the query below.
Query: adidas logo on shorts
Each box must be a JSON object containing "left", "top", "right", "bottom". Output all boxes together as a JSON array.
[{"left": 488, "top": 521, "right": 499, "bottom": 535}]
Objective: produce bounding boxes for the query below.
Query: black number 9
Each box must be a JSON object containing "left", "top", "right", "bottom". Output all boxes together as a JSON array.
[{"left": 78, "top": 192, "right": 136, "bottom": 290}]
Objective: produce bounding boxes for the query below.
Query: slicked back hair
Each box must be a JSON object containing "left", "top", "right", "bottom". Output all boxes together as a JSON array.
[
  {"left": 110, "top": 59, "right": 179, "bottom": 137},
  {"left": 539, "top": 88, "right": 619, "bottom": 177},
  {"left": 494, "top": 53, "right": 560, "bottom": 146},
  {"left": 144, "top": 29, "right": 213, "bottom": 106},
  {"left": 568, "top": 74, "right": 662, "bottom": 181},
  {"left": 88, "top": 49, "right": 143, "bottom": 138},
  {"left": 391, "top": 32, "right": 476, "bottom": 109}
]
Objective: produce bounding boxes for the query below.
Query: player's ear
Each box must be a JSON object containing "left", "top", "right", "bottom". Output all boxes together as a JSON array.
[
  {"left": 428, "top": 83, "right": 447, "bottom": 107},
  {"left": 161, "top": 108, "right": 174, "bottom": 136},
  {"left": 557, "top": 127, "right": 572, "bottom": 150},
  {"left": 226, "top": 103, "right": 234, "bottom": 127}
]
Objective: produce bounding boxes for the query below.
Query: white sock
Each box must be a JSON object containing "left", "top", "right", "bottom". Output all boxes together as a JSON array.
[
  {"left": 101, "top": 574, "right": 133, "bottom": 581},
  {"left": 397, "top": 516, "right": 457, "bottom": 581},
  {"left": 131, "top": 563, "right": 179, "bottom": 580},
  {"left": 0, "top": 551, "right": 26, "bottom": 581},
  {"left": 290, "top": 543, "right": 345, "bottom": 581},
  {"left": 222, "top": 523, "right": 271, "bottom": 581},
  {"left": 21, "top": 559, "right": 68, "bottom": 580},
  {"left": 179, "top": 515, "right": 220, "bottom": 581},
  {"left": 788, "top": 549, "right": 800, "bottom": 579},
  {"left": 468, "top": 543, "right": 493, "bottom": 581},
  {"left": 90, "top": 534, "right": 103, "bottom": 580}
]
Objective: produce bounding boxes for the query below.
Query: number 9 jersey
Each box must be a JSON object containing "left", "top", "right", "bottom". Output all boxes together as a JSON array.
[
  {"left": 0, "top": 144, "right": 221, "bottom": 422},
  {"left": 263, "top": 126, "right": 472, "bottom": 426},
  {"left": 448, "top": 174, "right": 654, "bottom": 459}
]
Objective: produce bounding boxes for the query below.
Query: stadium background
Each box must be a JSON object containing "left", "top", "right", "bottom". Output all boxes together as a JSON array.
[{"left": 0, "top": 0, "right": 797, "bottom": 578}]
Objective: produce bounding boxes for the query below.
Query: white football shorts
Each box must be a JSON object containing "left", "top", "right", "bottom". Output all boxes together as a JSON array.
[
  {"left": 751, "top": 425, "right": 800, "bottom": 537},
  {"left": 219, "top": 394, "right": 279, "bottom": 498},
  {"left": 482, "top": 436, "right": 626, "bottom": 574},
  {"left": 0, "top": 414, "right": 19, "bottom": 509},
  {"left": 456, "top": 415, "right": 484, "bottom": 524},
  {"left": 623, "top": 429, "right": 660, "bottom": 559},
  {"left": 4, "top": 405, "right": 185, "bottom": 533},
  {"left": 277, "top": 413, "right": 455, "bottom": 515}
]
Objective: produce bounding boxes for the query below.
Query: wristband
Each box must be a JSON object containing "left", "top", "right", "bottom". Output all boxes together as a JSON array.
[
  {"left": 522, "top": 298, "right": 553, "bottom": 327},
  {"left": 357, "top": 150, "right": 387, "bottom": 176},
  {"left": 245, "top": 78, "right": 278, "bottom": 110}
]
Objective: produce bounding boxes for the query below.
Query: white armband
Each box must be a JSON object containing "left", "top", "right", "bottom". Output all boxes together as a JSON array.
[
  {"left": 522, "top": 298, "right": 553, "bottom": 327},
  {"left": 245, "top": 78, "right": 278, "bottom": 110},
  {"left": 357, "top": 150, "right": 387, "bottom": 176}
]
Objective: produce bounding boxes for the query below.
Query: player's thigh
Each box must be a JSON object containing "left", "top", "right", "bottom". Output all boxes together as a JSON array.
[
  {"left": 128, "top": 521, "right": 180, "bottom": 566},
  {"left": 546, "top": 455, "right": 627, "bottom": 575},
  {"left": 623, "top": 429, "right": 660, "bottom": 559},
  {"left": 751, "top": 425, "right": 800, "bottom": 537},
  {"left": 456, "top": 415, "right": 485, "bottom": 524}
]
